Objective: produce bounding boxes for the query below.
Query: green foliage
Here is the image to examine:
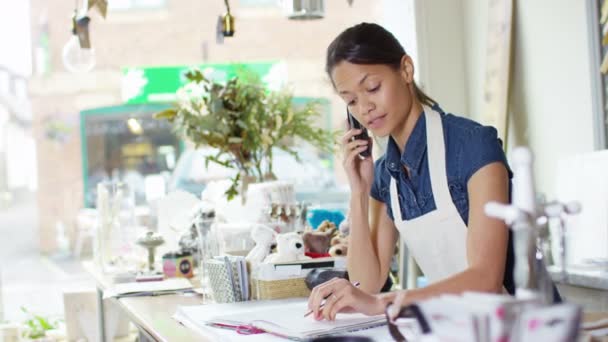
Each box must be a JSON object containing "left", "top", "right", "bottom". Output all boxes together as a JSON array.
[
  {"left": 155, "top": 68, "right": 338, "bottom": 199},
  {"left": 20, "top": 307, "right": 59, "bottom": 339}
]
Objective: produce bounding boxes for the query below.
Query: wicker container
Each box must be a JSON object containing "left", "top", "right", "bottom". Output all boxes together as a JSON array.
[
  {"left": 249, "top": 257, "right": 346, "bottom": 300},
  {"left": 250, "top": 277, "right": 311, "bottom": 300}
]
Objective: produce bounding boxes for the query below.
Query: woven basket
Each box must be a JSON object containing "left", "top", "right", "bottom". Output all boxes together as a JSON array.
[{"left": 251, "top": 277, "right": 311, "bottom": 300}]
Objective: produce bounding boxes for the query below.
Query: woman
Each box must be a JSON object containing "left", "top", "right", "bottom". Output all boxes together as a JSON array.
[{"left": 307, "top": 22, "right": 519, "bottom": 321}]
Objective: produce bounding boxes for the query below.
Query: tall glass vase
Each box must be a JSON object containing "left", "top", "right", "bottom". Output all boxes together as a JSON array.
[
  {"left": 95, "top": 181, "right": 137, "bottom": 274},
  {"left": 195, "top": 211, "right": 220, "bottom": 302}
]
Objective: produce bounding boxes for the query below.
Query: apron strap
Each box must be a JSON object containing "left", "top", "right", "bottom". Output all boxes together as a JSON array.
[
  {"left": 389, "top": 177, "right": 403, "bottom": 222},
  {"left": 423, "top": 106, "right": 453, "bottom": 211},
  {"left": 389, "top": 106, "right": 455, "bottom": 222}
]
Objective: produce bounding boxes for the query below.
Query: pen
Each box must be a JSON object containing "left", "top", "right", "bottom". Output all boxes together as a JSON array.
[
  {"left": 115, "top": 289, "right": 195, "bottom": 299},
  {"left": 304, "top": 281, "right": 360, "bottom": 317}
]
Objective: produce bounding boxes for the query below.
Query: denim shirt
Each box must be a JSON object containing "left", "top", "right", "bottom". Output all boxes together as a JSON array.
[
  {"left": 370, "top": 104, "right": 512, "bottom": 223},
  {"left": 370, "top": 104, "right": 519, "bottom": 295}
]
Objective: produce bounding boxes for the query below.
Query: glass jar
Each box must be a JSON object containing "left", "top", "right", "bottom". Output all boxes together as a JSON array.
[
  {"left": 94, "top": 181, "right": 138, "bottom": 274},
  {"left": 194, "top": 208, "right": 220, "bottom": 302}
]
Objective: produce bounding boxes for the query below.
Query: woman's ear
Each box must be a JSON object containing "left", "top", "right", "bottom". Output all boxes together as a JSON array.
[{"left": 400, "top": 55, "right": 415, "bottom": 84}]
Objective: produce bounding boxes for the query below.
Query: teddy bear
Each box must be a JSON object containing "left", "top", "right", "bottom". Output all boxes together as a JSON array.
[
  {"left": 317, "top": 220, "right": 338, "bottom": 234},
  {"left": 302, "top": 227, "right": 335, "bottom": 255},
  {"left": 329, "top": 243, "right": 348, "bottom": 257},
  {"left": 264, "top": 232, "right": 311, "bottom": 263},
  {"left": 329, "top": 233, "right": 348, "bottom": 257},
  {"left": 330, "top": 234, "right": 348, "bottom": 247},
  {"left": 245, "top": 224, "right": 277, "bottom": 265}
]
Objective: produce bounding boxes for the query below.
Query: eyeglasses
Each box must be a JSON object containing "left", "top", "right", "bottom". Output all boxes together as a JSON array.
[{"left": 385, "top": 302, "right": 431, "bottom": 342}]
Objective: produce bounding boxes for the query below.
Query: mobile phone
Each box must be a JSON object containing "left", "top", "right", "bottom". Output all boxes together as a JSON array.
[{"left": 347, "top": 108, "right": 371, "bottom": 159}]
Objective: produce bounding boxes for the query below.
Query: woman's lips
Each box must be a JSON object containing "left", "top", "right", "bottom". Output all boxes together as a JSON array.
[{"left": 367, "top": 113, "right": 387, "bottom": 129}]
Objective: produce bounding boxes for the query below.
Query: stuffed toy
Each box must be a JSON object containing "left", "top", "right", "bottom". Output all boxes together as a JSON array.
[
  {"left": 264, "top": 232, "right": 311, "bottom": 263},
  {"left": 317, "top": 220, "right": 338, "bottom": 234},
  {"left": 302, "top": 228, "right": 335, "bottom": 255},
  {"left": 329, "top": 243, "right": 348, "bottom": 257},
  {"left": 318, "top": 220, "right": 340, "bottom": 242},
  {"left": 330, "top": 234, "right": 348, "bottom": 247},
  {"left": 246, "top": 224, "right": 276, "bottom": 264},
  {"left": 329, "top": 233, "right": 348, "bottom": 257}
]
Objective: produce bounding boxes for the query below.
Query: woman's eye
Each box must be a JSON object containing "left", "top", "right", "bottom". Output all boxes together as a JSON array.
[
  {"left": 347, "top": 99, "right": 357, "bottom": 106},
  {"left": 368, "top": 85, "right": 380, "bottom": 92}
]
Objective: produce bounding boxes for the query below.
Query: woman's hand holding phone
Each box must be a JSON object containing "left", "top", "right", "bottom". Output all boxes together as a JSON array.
[{"left": 342, "top": 109, "right": 374, "bottom": 195}]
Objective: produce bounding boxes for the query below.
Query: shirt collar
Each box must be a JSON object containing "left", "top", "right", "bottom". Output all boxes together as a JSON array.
[{"left": 385, "top": 105, "right": 437, "bottom": 177}]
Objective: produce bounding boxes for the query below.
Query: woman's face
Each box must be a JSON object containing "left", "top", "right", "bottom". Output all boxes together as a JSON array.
[{"left": 331, "top": 59, "right": 414, "bottom": 137}]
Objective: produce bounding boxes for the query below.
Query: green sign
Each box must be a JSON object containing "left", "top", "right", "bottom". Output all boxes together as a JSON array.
[{"left": 121, "top": 61, "right": 285, "bottom": 104}]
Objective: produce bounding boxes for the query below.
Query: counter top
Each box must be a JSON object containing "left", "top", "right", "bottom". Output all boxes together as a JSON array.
[{"left": 549, "top": 265, "right": 608, "bottom": 291}]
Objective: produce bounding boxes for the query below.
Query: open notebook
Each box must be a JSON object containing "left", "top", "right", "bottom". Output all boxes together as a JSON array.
[{"left": 174, "top": 298, "right": 387, "bottom": 340}]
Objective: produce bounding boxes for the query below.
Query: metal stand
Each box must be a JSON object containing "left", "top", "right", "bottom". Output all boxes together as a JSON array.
[{"left": 96, "top": 287, "right": 106, "bottom": 342}]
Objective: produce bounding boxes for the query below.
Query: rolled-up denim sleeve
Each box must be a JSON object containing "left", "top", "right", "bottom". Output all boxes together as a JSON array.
[
  {"left": 462, "top": 126, "right": 513, "bottom": 185},
  {"left": 370, "top": 159, "right": 395, "bottom": 220},
  {"left": 370, "top": 158, "right": 386, "bottom": 203}
]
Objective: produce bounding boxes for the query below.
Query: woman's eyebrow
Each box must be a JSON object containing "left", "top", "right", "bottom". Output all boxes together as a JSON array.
[
  {"left": 339, "top": 73, "right": 370, "bottom": 95},
  {"left": 357, "top": 73, "right": 370, "bottom": 86}
]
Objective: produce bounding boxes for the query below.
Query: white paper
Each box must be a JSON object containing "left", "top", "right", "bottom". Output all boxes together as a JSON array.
[
  {"left": 105, "top": 278, "right": 192, "bottom": 298},
  {"left": 174, "top": 298, "right": 386, "bottom": 340}
]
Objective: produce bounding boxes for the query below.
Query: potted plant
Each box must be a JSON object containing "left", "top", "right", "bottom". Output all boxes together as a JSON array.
[{"left": 155, "top": 68, "right": 337, "bottom": 200}]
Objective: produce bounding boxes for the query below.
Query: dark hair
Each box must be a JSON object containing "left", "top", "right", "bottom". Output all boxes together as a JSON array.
[{"left": 326, "top": 22, "right": 435, "bottom": 107}]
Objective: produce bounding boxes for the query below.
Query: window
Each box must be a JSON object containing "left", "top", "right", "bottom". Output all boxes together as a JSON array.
[{"left": 80, "top": 104, "right": 182, "bottom": 207}]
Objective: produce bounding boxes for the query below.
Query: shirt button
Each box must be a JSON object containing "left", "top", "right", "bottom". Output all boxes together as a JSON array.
[{"left": 389, "top": 162, "right": 396, "bottom": 169}]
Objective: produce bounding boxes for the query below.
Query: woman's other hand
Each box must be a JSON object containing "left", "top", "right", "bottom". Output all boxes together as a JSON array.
[
  {"left": 307, "top": 278, "right": 384, "bottom": 321},
  {"left": 386, "top": 291, "right": 407, "bottom": 322},
  {"left": 341, "top": 127, "right": 374, "bottom": 195}
]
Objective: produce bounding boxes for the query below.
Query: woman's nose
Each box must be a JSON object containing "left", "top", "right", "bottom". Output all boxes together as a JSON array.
[{"left": 357, "top": 98, "right": 374, "bottom": 118}]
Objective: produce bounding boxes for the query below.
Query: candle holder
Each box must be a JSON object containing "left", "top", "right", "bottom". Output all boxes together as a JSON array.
[{"left": 136, "top": 231, "right": 165, "bottom": 272}]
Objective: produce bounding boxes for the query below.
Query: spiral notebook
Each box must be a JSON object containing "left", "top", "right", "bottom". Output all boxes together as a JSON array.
[{"left": 174, "top": 298, "right": 387, "bottom": 341}]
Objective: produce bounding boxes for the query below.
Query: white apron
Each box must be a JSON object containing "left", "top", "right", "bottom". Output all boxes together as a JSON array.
[{"left": 389, "top": 105, "right": 468, "bottom": 283}]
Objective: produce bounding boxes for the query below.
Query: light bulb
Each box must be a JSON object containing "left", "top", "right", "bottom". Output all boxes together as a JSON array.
[{"left": 62, "top": 35, "right": 95, "bottom": 73}]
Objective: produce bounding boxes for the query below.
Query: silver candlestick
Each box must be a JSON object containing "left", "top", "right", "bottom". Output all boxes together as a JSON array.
[{"left": 136, "top": 231, "right": 165, "bottom": 272}]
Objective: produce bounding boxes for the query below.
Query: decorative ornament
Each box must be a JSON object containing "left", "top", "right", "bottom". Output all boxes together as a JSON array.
[{"left": 136, "top": 231, "right": 165, "bottom": 271}]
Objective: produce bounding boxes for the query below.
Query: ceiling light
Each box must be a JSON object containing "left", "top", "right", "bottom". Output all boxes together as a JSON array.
[
  {"left": 62, "top": 7, "right": 95, "bottom": 73},
  {"left": 127, "top": 118, "right": 143, "bottom": 135}
]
